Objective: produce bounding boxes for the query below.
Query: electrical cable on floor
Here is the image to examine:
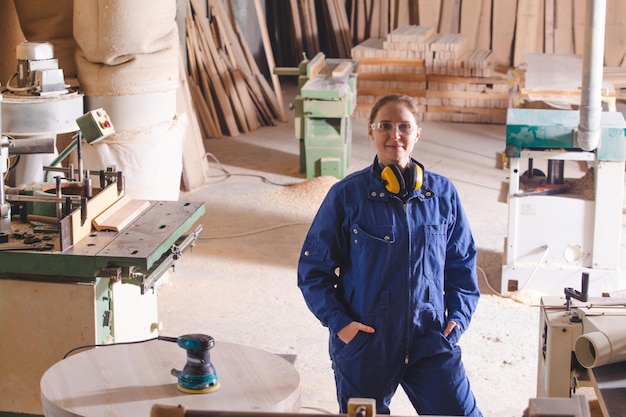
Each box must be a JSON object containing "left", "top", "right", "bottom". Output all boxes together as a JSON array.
[
  {"left": 204, "top": 152, "right": 302, "bottom": 187},
  {"left": 199, "top": 152, "right": 312, "bottom": 240},
  {"left": 477, "top": 245, "right": 551, "bottom": 305},
  {"left": 198, "top": 222, "right": 311, "bottom": 240}
]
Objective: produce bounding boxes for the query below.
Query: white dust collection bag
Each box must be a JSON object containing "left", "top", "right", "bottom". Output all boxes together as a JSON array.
[
  {"left": 82, "top": 117, "right": 184, "bottom": 201},
  {"left": 74, "top": 0, "right": 182, "bottom": 200}
]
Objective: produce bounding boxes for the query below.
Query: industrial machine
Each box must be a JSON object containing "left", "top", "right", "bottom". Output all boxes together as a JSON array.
[
  {"left": 0, "top": 42, "right": 205, "bottom": 415},
  {"left": 502, "top": 108, "right": 626, "bottom": 295},
  {"left": 538, "top": 292, "right": 626, "bottom": 417},
  {"left": 502, "top": 0, "right": 626, "bottom": 297},
  {"left": 276, "top": 52, "right": 357, "bottom": 179}
]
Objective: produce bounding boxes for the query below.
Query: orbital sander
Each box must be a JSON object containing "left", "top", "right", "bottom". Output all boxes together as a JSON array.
[{"left": 160, "top": 333, "right": 220, "bottom": 393}]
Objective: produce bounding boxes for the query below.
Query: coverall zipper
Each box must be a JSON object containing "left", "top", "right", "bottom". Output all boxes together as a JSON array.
[{"left": 403, "top": 200, "right": 411, "bottom": 365}]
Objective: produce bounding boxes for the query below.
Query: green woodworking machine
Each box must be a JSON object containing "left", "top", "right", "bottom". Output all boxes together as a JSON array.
[
  {"left": 276, "top": 52, "right": 357, "bottom": 179},
  {"left": 0, "top": 41, "right": 205, "bottom": 416}
]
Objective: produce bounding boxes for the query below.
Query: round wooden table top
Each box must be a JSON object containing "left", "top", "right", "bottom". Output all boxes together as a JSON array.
[{"left": 40, "top": 339, "right": 301, "bottom": 417}]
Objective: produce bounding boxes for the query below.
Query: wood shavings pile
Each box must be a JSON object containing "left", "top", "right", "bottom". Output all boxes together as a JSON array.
[{"left": 256, "top": 176, "right": 339, "bottom": 220}]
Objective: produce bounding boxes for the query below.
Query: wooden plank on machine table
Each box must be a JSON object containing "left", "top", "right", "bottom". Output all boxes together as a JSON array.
[
  {"left": 514, "top": 0, "right": 542, "bottom": 67},
  {"left": 554, "top": 0, "right": 574, "bottom": 54},
  {"left": 440, "top": 0, "right": 461, "bottom": 33},
  {"left": 604, "top": 0, "right": 626, "bottom": 67},
  {"left": 418, "top": 0, "right": 442, "bottom": 29},
  {"left": 492, "top": 0, "right": 517, "bottom": 68},
  {"left": 92, "top": 196, "right": 151, "bottom": 232},
  {"left": 460, "top": 0, "right": 482, "bottom": 49},
  {"left": 70, "top": 184, "right": 124, "bottom": 246}
]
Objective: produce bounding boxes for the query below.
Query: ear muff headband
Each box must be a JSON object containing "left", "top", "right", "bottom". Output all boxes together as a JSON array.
[{"left": 380, "top": 163, "right": 423, "bottom": 195}]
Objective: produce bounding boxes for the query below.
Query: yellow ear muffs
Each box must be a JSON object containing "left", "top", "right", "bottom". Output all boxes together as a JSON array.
[
  {"left": 411, "top": 162, "right": 424, "bottom": 191},
  {"left": 381, "top": 163, "right": 423, "bottom": 195},
  {"left": 381, "top": 164, "right": 403, "bottom": 194}
]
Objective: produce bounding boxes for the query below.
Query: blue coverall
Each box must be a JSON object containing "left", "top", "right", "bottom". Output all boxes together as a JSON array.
[{"left": 297, "top": 161, "right": 482, "bottom": 416}]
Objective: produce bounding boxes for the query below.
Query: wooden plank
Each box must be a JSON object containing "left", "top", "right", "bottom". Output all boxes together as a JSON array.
[
  {"left": 427, "top": 105, "right": 508, "bottom": 116},
  {"left": 332, "top": 61, "right": 352, "bottom": 78},
  {"left": 70, "top": 183, "right": 124, "bottom": 245},
  {"left": 92, "top": 196, "right": 150, "bottom": 232},
  {"left": 418, "top": 0, "right": 442, "bottom": 28},
  {"left": 554, "top": 0, "right": 574, "bottom": 54},
  {"left": 189, "top": 0, "right": 240, "bottom": 136},
  {"left": 177, "top": 55, "right": 211, "bottom": 191},
  {"left": 186, "top": 14, "right": 221, "bottom": 138},
  {"left": 604, "top": 0, "right": 626, "bottom": 67},
  {"left": 357, "top": 72, "right": 427, "bottom": 82},
  {"left": 355, "top": 57, "right": 425, "bottom": 65},
  {"left": 396, "top": 0, "right": 411, "bottom": 27},
  {"left": 492, "top": 0, "right": 518, "bottom": 68},
  {"left": 544, "top": 0, "right": 555, "bottom": 53},
  {"left": 572, "top": 0, "right": 586, "bottom": 55},
  {"left": 476, "top": 0, "right": 492, "bottom": 50},
  {"left": 289, "top": 0, "right": 304, "bottom": 55},
  {"left": 440, "top": 0, "right": 461, "bottom": 33},
  {"left": 514, "top": 0, "right": 542, "bottom": 66},
  {"left": 460, "top": 0, "right": 482, "bottom": 49}
]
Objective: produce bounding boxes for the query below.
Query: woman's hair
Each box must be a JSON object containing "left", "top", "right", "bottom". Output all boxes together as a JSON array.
[{"left": 368, "top": 94, "right": 421, "bottom": 124}]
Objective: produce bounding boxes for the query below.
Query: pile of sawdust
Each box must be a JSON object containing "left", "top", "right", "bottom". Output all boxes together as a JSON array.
[{"left": 255, "top": 176, "right": 339, "bottom": 220}]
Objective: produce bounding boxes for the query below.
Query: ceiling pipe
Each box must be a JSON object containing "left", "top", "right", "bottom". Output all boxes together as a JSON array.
[{"left": 577, "top": 0, "right": 606, "bottom": 152}]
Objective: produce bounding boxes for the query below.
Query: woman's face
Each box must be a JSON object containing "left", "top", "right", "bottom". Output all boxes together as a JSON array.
[{"left": 368, "top": 101, "right": 421, "bottom": 168}]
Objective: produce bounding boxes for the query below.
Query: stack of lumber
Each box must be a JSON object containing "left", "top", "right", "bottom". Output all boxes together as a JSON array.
[
  {"left": 268, "top": 0, "right": 626, "bottom": 72},
  {"left": 352, "top": 25, "right": 509, "bottom": 124},
  {"left": 185, "top": 0, "right": 285, "bottom": 139}
]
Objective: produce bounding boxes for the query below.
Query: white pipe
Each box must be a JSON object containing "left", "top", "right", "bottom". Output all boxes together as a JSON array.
[
  {"left": 577, "top": 0, "right": 606, "bottom": 151},
  {"left": 574, "top": 329, "right": 626, "bottom": 368}
]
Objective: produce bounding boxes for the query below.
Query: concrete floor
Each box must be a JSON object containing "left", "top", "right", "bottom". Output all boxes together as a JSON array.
[{"left": 156, "top": 88, "right": 626, "bottom": 417}]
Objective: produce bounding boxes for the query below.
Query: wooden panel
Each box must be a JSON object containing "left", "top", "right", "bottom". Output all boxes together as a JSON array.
[
  {"left": 440, "top": 0, "right": 461, "bottom": 33},
  {"left": 70, "top": 183, "right": 124, "bottom": 246},
  {"left": 476, "top": 0, "right": 493, "bottom": 50},
  {"left": 418, "top": 0, "right": 442, "bottom": 28},
  {"left": 514, "top": 0, "right": 542, "bottom": 66},
  {"left": 605, "top": 0, "right": 626, "bottom": 67},
  {"left": 554, "top": 0, "right": 574, "bottom": 54},
  {"left": 492, "top": 0, "right": 518, "bottom": 68},
  {"left": 544, "top": 0, "right": 555, "bottom": 53},
  {"left": 460, "top": 0, "right": 483, "bottom": 49},
  {"left": 572, "top": 0, "right": 586, "bottom": 55},
  {"left": 92, "top": 195, "right": 151, "bottom": 232}
]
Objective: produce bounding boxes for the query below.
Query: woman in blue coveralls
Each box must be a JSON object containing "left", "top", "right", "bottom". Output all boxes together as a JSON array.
[{"left": 297, "top": 94, "right": 483, "bottom": 416}]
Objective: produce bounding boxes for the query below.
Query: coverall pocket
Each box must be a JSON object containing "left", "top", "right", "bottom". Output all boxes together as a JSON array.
[
  {"left": 331, "top": 329, "right": 370, "bottom": 362},
  {"left": 423, "top": 224, "right": 447, "bottom": 307},
  {"left": 351, "top": 223, "right": 395, "bottom": 244}
]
